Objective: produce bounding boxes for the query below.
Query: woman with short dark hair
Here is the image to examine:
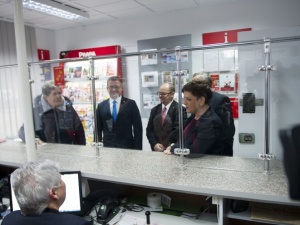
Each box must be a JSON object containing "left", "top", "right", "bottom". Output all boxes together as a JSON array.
[{"left": 164, "top": 80, "right": 223, "bottom": 156}]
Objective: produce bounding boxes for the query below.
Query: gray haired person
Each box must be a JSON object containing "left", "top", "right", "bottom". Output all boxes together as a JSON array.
[
  {"left": 18, "top": 82, "right": 86, "bottom": 145},
  {"left": 2, "top": 159, "right": 90, "bottom": 225}
]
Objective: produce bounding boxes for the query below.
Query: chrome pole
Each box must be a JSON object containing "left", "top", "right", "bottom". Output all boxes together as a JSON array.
[
  {"left": 264, "top": 38, "right": 271, "bottom": 173},
  {"left": 89, "top": 58, "right": 102, "bottom": 158},
  {"left": 174, "top": 47, "right": 190, "bottom": 167}
]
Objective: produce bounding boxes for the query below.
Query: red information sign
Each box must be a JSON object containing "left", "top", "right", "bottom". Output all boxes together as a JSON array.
[
  {"left": 202, "top": 28, "right": 251, "bottom": 45},
  {"left": 37, "top": 49, "right": 50, "bottom": 60}
]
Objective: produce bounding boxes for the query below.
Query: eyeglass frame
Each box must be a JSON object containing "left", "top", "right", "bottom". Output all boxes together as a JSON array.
[
  {"left": 108, "top": 85, "right": 122, "bottom": 90},
  {"left": 157, "top": 92, "right": 172, "bottom": 96}
]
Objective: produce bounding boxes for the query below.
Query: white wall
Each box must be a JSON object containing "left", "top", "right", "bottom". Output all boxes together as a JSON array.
[
  {"left": 34, "top": 0, "right": 300, "bottom": 156},
  {"left": 35, "top": 28, "right": 56, "bottom": 60}
]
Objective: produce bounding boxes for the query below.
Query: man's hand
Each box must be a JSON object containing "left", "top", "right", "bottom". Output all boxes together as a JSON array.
[
  {"left": 164, "top": 146, "right": 172, "bottom": 155},
  {"left": 154, "top": 143, "right": 164, "bottom": 152}
]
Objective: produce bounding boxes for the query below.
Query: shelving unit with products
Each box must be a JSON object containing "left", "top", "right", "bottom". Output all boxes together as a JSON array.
[{"left": 59, "top": 45, "right": 122, "bottom": 144}]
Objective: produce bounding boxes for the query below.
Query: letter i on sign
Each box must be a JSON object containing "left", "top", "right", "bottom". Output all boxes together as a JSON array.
[{"left": 224, "top": 32, "right": 228, "bottom": 43}]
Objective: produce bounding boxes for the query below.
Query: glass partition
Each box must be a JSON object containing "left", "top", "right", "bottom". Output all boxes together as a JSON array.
[{"left": 8, "top": 35, "right": 299, "bottom": 170}]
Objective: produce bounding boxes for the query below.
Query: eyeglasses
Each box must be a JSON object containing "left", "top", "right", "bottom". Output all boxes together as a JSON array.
[
  {"left": 157, "top": 92, "right": 172, "bottom": 96},
  {"left": 108, "top": 85, "right": 121, "bottom": 90}
]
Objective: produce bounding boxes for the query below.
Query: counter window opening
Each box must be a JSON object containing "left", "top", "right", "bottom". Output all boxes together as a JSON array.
[{"left": 7, "top": 35, "right": 300, "bottom": 171}]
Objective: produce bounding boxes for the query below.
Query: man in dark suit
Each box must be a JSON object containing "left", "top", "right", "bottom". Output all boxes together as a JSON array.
[
  {"left": 2, "top": 159, "right": 90, "bottom": 225},
  {"left": 193, "top": 73, "right": 235, "bottom": 156},
  {"left": 146, "top": 82, "right": 187, "bottom": 151},
  {"left": 96, "top": 76, "right": 143, "bottom": 150}
]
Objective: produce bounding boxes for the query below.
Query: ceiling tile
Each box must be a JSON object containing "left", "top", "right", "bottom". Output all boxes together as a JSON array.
[
  {"left": 71, "top": 0, "right": 125, "bottom": 8},
  {"left": 93, "top": 0, "right": 142, "bottom": 13},
  {"left": 0, "top": 0, "right": 245, "bottom": 30},
  {"left": 146, "top": 0, "right": 197, "bottom": 13},
  {"left": 109, "top": 7, "right": 154, "bottom": 19},
  {"left": 78, "top": 14, "right": 117, "bottom": 26}
]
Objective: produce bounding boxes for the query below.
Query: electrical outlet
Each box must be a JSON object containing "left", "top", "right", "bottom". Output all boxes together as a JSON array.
[{"left": 239, "top": 133, "right": 255, "bottom": 144}]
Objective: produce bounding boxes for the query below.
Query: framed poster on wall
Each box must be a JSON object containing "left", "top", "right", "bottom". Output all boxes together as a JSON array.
[
  {"left": 141, "top": 71, "right": 159, "bottom": 87},
  {"left": 219, "top": 73, "right": 235, "bottom": 94}
]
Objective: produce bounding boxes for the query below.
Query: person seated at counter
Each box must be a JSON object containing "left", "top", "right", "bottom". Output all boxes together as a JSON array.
[
  {"left": 192, "top": 72, "right": 235, "bottom": 156},
  {"left": 18, "top": 82, "right": 86, "bottom": 145},
  {"left": 2, "top": 159, "right": 90, "bottom": 225},
  {"left": 164, "top": 80, "right": 223, "bottom": 156}
]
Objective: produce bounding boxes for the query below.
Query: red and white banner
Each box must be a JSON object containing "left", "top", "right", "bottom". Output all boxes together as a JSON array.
[
  {"left": 202, "top": 28, "right": 251, "bottom": 45},
  {"left": 59, "top": 45, "right": 121, "bottom": 59}
]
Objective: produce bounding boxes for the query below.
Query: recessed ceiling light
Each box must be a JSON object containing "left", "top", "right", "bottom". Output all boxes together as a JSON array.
[{"left": 22, "top": 0, "right": 89, "bottom": 20}]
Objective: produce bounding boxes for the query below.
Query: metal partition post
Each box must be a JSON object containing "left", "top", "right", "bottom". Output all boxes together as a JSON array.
[
  {"left": 173, "top": 47, "right": 190, "bottom": 167},
  {"left": 28, "top": 64, "right": 37, "bottom": 149},
  {"left": 264, "top": 39, "right": 271, "bottom": 172},
  {"left": 89, "top": 58, "right": 102, "bottom": 158},
  {"left": 258, "top": 38, "right": 276, "bottom": 172},
  {"left": 175, "top": 49, "right": 184, "bottom": 150}
]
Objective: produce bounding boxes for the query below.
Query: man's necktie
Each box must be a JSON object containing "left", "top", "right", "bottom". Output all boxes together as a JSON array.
[
  {"left": 162, "top": 107, "right": 167, "bottom": 124},
  {"left": 112, "top": 100, "right": 117, "bottom": 122}
]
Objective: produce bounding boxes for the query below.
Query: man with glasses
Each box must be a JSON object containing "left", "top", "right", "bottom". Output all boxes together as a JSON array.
[
  {"left": 146, "top": 83, "right": 187, "bottom": 151},
  {"left": 96, "top": 76, "right": 143, "bottom": 150}
]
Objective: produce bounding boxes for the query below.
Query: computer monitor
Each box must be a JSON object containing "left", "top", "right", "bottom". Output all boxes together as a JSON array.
[{"left": 10, "top": 171, "right": 84, "bottom": 215}]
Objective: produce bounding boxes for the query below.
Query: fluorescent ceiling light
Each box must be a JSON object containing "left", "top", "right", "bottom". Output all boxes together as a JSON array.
[{"left": 22, "top": 0, "right": 89, "bottom": 20}]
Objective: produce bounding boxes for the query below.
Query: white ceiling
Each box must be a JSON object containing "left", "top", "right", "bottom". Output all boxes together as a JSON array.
[{"left": 0, "top": 0, "right": 240, "bottom": 30}]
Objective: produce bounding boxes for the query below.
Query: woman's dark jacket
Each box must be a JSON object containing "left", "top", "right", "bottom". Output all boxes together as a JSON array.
[{"left": 171, "top": 107, "right": 223, "bottom": 156}]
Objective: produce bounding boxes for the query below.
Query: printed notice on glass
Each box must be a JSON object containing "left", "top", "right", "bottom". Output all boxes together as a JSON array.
[
  {"left": 204, "top": 51, "right": 219, "bottom": 71},
  {"left": 219, "top": 49, "right": 235, "bottom": 71}
]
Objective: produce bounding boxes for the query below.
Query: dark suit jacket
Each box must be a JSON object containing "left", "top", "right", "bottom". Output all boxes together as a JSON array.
[
  {"left": 171, "top": 107, "right": 223, "bottom": 156},
  {"left": 146, "top": 101, "right": 187, "bottom": 150},
  {"left": 2, "top": 208, "right": 90, "bottom": 225},
  {"left": 96, "top": 96, "right": 143, "bottom": 150},
  {"left": 210, "top": 92, "right": 235, "bottom": 156}
]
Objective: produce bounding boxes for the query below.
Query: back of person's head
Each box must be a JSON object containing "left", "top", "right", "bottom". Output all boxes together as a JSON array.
[
  {"left": 192, "top": 72, "right": 212, "bottom": 88},
  {"left": 182, "top": 80, "right": 212, "bottom": 104},
  {"left": 11, "top": 159, "right": 61, "bottom": 215},
  {"left": 107, "top": 76, "right": 122, "bottom": 85},
  {"left": 42, "top": 82, "right": 58, "bottom": 96}
]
